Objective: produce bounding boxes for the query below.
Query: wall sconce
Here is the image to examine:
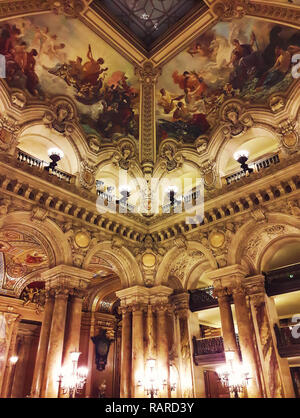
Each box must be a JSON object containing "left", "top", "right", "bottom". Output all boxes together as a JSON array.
[
  {"left": 9, "top": 356, "right": 19, "bottom": 365},
  {"left": 142, "top": 358, "right": 159, "bottom": 398},
  {"left": 233, "top": 150, "right": 253, "bottom": 174},
  {"left": 45, "top": 147, "right": 64, "bottom": 171},
  {"left": 169, "top": 364, "right": 177, "bottom": 392},
  {"left": 58, "top": 351, "right": 88, "bottom": 398},
  {"left": 165, "top": 186, "right": 179, "bottom": 206},
  {"left": 216, "top": 350, "right": 251, "bottom": 398}
]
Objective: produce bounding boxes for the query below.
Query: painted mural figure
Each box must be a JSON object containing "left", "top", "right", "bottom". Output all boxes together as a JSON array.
[
  {"left": 156, "top": 20, "right": 300, "bottom": 145},
  {"left": 0, "top": 16, "right": 139, "bottom": 141}
]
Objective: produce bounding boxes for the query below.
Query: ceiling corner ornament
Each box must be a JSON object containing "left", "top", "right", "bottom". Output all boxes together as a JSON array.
[
  {"left": 212, "top": 0, "right": 249, "bottom": 21},
  {"left": 160, "top": 142, "right": 183, "bottom": 172},
  {"left": 43, "top": 99, "right": 76, "bottom": 135},
  {"left": 113, "top": 139, "right": 136, "bottom": 171},
  {"left": 220, "top": 101, "right": 253, "bottom": 139},
  {"left": 135, "top": 62, "right": 162, "bottom": 173}
]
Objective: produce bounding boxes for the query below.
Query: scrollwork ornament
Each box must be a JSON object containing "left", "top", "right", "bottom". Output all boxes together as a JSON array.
[{"left": 213, "top": 0, "right": 249, "bottom": 21}]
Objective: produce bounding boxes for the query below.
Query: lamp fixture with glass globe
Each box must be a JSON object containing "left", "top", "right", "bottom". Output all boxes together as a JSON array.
[{"left": 45, "top": 147, "right": 64, "bottom": 171}]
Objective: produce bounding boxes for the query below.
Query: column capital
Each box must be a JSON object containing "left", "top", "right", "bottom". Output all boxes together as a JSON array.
[
  {"left": 243, "top": 275, "right": 266, "bottom": 296},
  {"left": 171, "top": 291, "right": 190, "bottom": 314},
  {"left": 116, "top": 285, "right": 173, "bottom": 308},
  {"left": 206, "top": 264, "right": 248, "bottom": 292},
  {"left": 42, "top": 265, "right": 93, "bottom": 292}
]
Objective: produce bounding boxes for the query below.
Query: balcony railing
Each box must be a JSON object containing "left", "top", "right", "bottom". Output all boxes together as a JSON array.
[
  {"left": 274, "top": 324, "right": 300, "bottom": 358},
  {"left": 189, "top": 287, "right": 220, "bottom": 312},
  {"left": 96, "top": 190, "right": 135, "bottom": 213},
  {"left": 264, "top": 263, "right": 300, "bottom": 296},
  {"left": 225, "top": 153, "right": 280, "bottom": 185},
  {"left": 193, "top": 335, "right": 241, "bottom": 365},
  {"left": 17, "top": 149, "right": 74, "bottom": 183}
]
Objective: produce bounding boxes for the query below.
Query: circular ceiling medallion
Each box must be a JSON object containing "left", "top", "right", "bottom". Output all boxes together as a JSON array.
[
  {"left": 283, "top": 132, "right": 297, "bottom": 148},
  {"left": 142, "top": 253, "right": 156, "bottom": 267},
  {"left": 209, "top": 231, "right": 225, "bottom": 248},
  {"left": 75, "top": 231, "right": 90, "bottom": 248},
  {"left": 7, "top": 263, "right": 27, "bottom": 279}
]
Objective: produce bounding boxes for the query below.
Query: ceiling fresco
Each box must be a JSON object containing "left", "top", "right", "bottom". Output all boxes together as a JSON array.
[
  {"left": 0, "top": 230, "right": 48, "bottom": 291},
  {"left": 1, "top": 14, "right": 140, "bottom": 142},
  {"left": 156, "top": 17, "right": 300, "bottom": 145}
]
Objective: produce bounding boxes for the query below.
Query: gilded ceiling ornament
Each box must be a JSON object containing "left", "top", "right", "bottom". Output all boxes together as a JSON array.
[
  {"left": 113, "top": 140, "right": 136, "bottom": 171},
  {"left": 195, "top": 136, "right": 209, "bottom": 155},
  {"left": 50, "top": 0, "right": 86, "bottom": 18},
  {"left": 31, "top": 206, "right": 49, "bottom": 222},
  {"left": 212, "top": 0, "right": 249, "bottom": 21},
  {"left": 88, "top": 136, "right": 101, "bottom": 154},
  {"left": 287, "top": 200, "right": 300, "bottom": 217},
  {"left": 160, "top": 142, "right": 182, "bottom": 172},
  {"left": 208, "top": 230, "right": 225, "bottom": 249},
  {"left": 277, "top": 119, "right": 298, "bottom": 152},
  {"left": 74, "top": 231, "right": 90, "bottom": 248},
  {"left": 0, "top": 116, "right": 20, "bottom": 154},
  {"left": 199, "top": 159, "right": 216, "bottom": 189},
  {"left": 251, "top": 208, "right": 267, "bottom": 223},
  {"left": 79, "top": 160, "right": 96, "bottom": 190},
  {"left": 247, "top": 1, "right": 300, "bottom": 27},
  {"left": 0, "top": 198, "right": 11, "bottom": 217},
  {"left": 43, "top": 100, "right": 75, "bottom": 135},
  {"left": 11, "top": 91, "right": 27, "bottom": 109},
  {"left": 269, "top": 95, "right": 285, "bottom": 113},
  {"left": 265, "top": 224, "right": 286, "bottom": 239},
  {"left": 135, "top": 61, "right": 162, "bottom": 173},
  {"left": 221, "top": 102, "right": 253, "bottom": 139}
]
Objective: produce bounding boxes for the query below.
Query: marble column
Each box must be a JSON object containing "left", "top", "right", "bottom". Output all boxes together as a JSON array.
[
  {"left": 245, "top": 275, "right": 296, "bottom": 398},
  {"left": 63, "top": 291, "right": 84, "bottom": 367},
  {"left": 131, "top": 304, "right": 145, "bottom": 398},
  {"left": 42, "top": 287, "right": 69, "bottom": 398},
  {"left": 11, "top": 333, "right": 32, "bottom": 398},
  {"left": 146, "top": 304, "right": 155, "bottom": 360},
  {"left": 232, "top": 284, "right": 263, "bottom": 398},
  {"left": 120, "top": 307, "right": 132, "bottom": 398},
  {"left": 214, "top": 288, "right": 240, "bottom": 363},
  {"left": 0, "top": 314, "right": 21, "bottom": 398},
  {"left": 31, "top": 290, "right": 55, "bottom": 398},
  {"left": 172, "top": 292, "right": 194, "bottom": 398},
  {"left": 156, "top": 305, "right": 170, "bottom": 397}
]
